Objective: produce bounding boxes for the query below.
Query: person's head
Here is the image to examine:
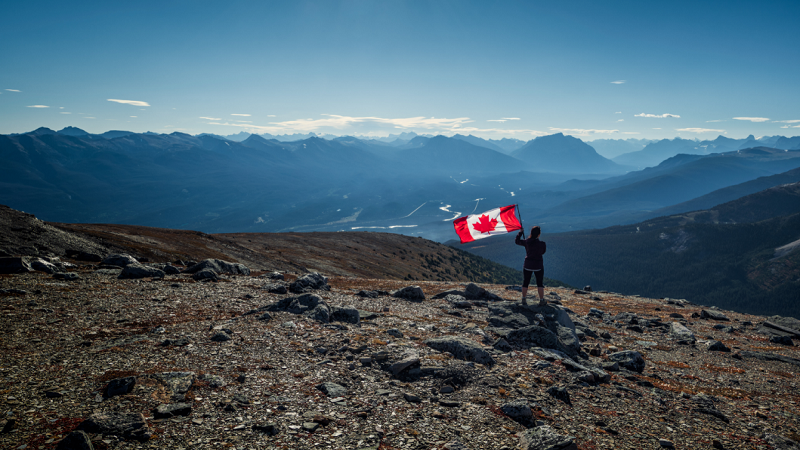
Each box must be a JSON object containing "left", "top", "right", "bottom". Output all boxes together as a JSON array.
[{"left": 530, "top": 226, "right": 541, "bottom": 239}]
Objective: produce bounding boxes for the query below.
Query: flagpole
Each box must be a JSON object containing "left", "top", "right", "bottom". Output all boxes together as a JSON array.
[{"left": 516, "top": 204, "right": 526, "bottom": 239}]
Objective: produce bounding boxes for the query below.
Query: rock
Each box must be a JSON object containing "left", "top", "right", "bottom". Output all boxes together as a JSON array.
[
  {"left": 31, "top": 258, "right": 57, "bottom": 274},
  {"left": 67, "top": 250, "right": 102, "bottom": 262},
  {"left": 162, "top": 264, "right": 181, "bottom": 275},
  {"left": 307, "top": 305, "right": 330, "bottom": 323},
  {"left": 253, "top": 423, "right": 280, "bottom": 435},
  {"left": 583, "top": 285, "right": 592, "bottom": 292},
  {"left": 257, "top": 312, "right": 272, "bottom": 322},
  {"left": 289, "top": 272, "right": 329, "bottom": 293},
  {"left": 357, "top": 289, "right": 389, "bottom": 298},
  {"left": 386, "top": 328, "right": 404, "bottom": 338},
  {"left": 506, "top": 325, "right": 579, "bottom": 358},
  {"left": 210, "top": 332, "right": 231, "bottom": 342},
  {"left": 546, "top": 386, "right": 571, "bottom": 405},
  {"left": 192, "top": 269, "right": 218, "bottom": 282},
  {"left": 404, "top": 393, "right": 422, "bottom": 403},
  {"left": 106, "top": 376, "right": 136, "bottom": 397},
  {"left": 493, "top": 338, "right": 513, "bottom": 352},
  {"left": 575, "top": 371, "right": 595, "bottom": 384},
  {"left": 77, "top": 412, "right": 151, "bottom": 442},
  {"left": 199, "top": 373, "right": 226, "bottom": 388},
  {"left": 440, "top": 385, "right": 454, "bottom": 394},
  {"left": 701, "top": 310, "right": 730, "bottom": 321},
  {"left": 658, "top": 438, "right": 675, "bottom": 448},
  {"left": 707, "top": 340, "right": 730, "bottom": 352},
  {"left": 669, "top": 313, "right": 684, "bottom": 318},
  {"left": 500, "top": 399, "right": 533, "bottom": 419},
  {"left": 161, "top": 337, "right": 191, "bottom": 346},
  {"left": 600, "top": 331, "right": 612, "bottom": 339},
  {"left": 263, "top": 283, "right": 287, "bottom": 294},
  {"left": 602, "top": 362, "right": 619, "bottom": 372},
  {"left": 770, "top": 335, "right": 794, "bottom": 346},
  {"left": 424, "top": 336, "right": 495, "bottom": 365},
  {"left": 392, "top": 286, "right": 425, "bottom": 301},
  {"left": 101, "top": 254, "right": 139, "bottom": 267},
  {"left": 0, "top": 257, "right": 32, "bottom": 274},
  {"left": 488, "top": 313, "right": 531, "bottom": 329},
  {"left": 669, "top": 322, "right": 695, "bottom": 342},
  {"left": 518, "top": 425, "right": 578, "bottom": 450},
  {"left": 153, "top": 372, "right": 195, "bottom": 401},
  {"left": 389, "top": 350, "right": 421, "bottom": 377},
  {"left": 118, "top": 264, "right": 165, "bottom": 280},
  {"left": 268, "top": 272, "right": 284, "bottom": 280},
  {"left": 184, "top": 258, "right": 250, "bottom": 275},
  {"left": 53, "top": 272, "right": 80, "bottom": 281},
  {"left": 763, "top": 433, "right": 800, "bottom": 450},
  {"left": 740, "top": 351, "right": 800, "bottom": 368},
  {"left": 331, "top": 306, "right": 360, "bottom": 325},
  {"left": 56, "top": 430, "right": 94, "bottom": 450},
  {"left": 464, "top": 283, "right": 501, "bottom": 301},
  {"left": 316, "top": 382, "right": 347, "bottom": 397},
  {"left": 443, "top": 440, "right": 469, "bottom": 450},
  {"left": 302, "top": 422, "right": 319, "bottom": 432},
  {"left": 154, "top": 403, "right": 192, "bottom": 419},
  {"left": 608, "top": 351, "right": 645, "bottom": 373}
]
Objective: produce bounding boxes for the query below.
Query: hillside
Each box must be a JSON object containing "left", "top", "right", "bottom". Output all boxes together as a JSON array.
[
  {"left": 456, "top": 182, "right": 800, "bottom": 318},
  {"left": 511, "top": 133, "right": 623, "bottom": 174}
]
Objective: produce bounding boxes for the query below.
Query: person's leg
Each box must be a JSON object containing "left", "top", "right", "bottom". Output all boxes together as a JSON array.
[
  {"left": 521, "top": 270, "right": 533, "bottom": 304},
  {"left": 534, "top": 270, "right": 545, "bottom": 305}
]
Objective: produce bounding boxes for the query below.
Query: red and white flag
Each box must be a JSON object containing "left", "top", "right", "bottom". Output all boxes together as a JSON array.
[{"left": 453, "top": 204, "right": 522, "bottom": 244}]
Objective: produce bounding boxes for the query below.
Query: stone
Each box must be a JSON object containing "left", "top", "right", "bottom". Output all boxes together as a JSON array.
[
  {"left": 31, "top": 258, "right": 57, "bottom": 274},
  {"left": 289, "top": 272, "right": 329, "bottom": 293},
  {"left": 199, "top": 373, "right": 226, "bottom": 388},
  {"left": 500, "top": 399, "right": 533, "bottom": 419},
  {"left": 740, "top": 351, "right": 800, "bottom": 368},
  {"left": 701, "top": 310, "right": 730, "bottom": 321},
  {"left": 263, "top": 283, "right": 287, "bottom": 294},
  {"left": 658, "top": 438, "right": 675, "bottom": 448},
  {"left": 106, "top": 376, "right": 136, "bottom": 397},
  {"left": 546, "top": 386, "right": 571, "bottom": 405},
  {"left": 316, "top": 382, "right": 347, "bottom": 397},
  {"left": 77, "top": 412, "right": 151, "bottom": 442},
  {"left": 101, "top": 254, "right": 139, "bottom": 267},
  {"left": 770, "top": 335, "right": 794, "bottom": 346},
  {"left": 268, "top": 272, "right": 284, "bottom": 280},
  {"left": 493, "top": 338, "right": 513, "bottom": 352},
  {"left": 392, "top": 286, "right": 425, "bottom": 301},
  {"left": 669, "top": 322, "right": 695, "bottom": 342},
  {"left": 153, "top": 403, "right": 192, "bottom": 419},
  {"left": 192, "top": 269, "right": 218, "bottom": 282},
  {"left": 424, "top": 336, "right": 495, "bottom": 365},
  {"left": 386, "top": 328, "right": 404, "bottom": 338},
  {"left": 404, "top": 393, "right": 422, "bottom": 403},
  {"left": 518, "top": 425, "right": 578, "bottom": 450},
  {"left": 257, "top": 312, "right": 272, "bottom": 321},
  {"left": 118, "top": 264, "right": 165, "bottom": 280},
  {"left": 302, "top": 422, "right": 319, "bottom": 432},
  {"left": 153, "top": 372, "right": 195, "bottom": 401},
  {"left": 707, "top": 340, "right": 730, "bottom": 352},
  {"left": 56, "top": 430, "right": 94, "bottom": 450},
  {"left": 602, "top": 362, "right": 620, "bottom": 372},
  {"left": 488, "top": 313, "right": 531, "bottom": 329},
  {"left": 162, "top": 264, "right": 181, "bottom": 275},
  {"left": 53, "top": 272, "right": 80, "bottom": 281},
  {"left": 331, "top": 306, "right": 360, "bottom": 325},
  {"left": 389, "top": 350, "right": 421, "bottom": 377},
  {"left": 183, "top": 258, "right": 250, "bottom": 275},
  {"left": 608, "top": 351, "right": 645, "bottom": 373},
  {"left": 669, "top": 313, "right": 684, "bottom": 319},
  {"left": 763, "top": 433, "right": 800, "bottom": 450},
  {"left": 252, "top": 423, "right": 280, "bottom": 435},
  {"left": 210, "top": 332, "right": 231, "bottom": 342},
  {"left": 161, "top": 337, "right": 191, "bottom": 346},
  {"left": 357, "top": 289, "right": 390, "bottom": 298},
  {"left": 575, "top": 371, "right": 595, "bottom": 384},
  {"left": 506, "top": 325, "right": 579, "bottom": 358}
]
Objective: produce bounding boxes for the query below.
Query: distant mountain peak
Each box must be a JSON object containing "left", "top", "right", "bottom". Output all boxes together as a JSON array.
[
  {"left": 57, "top": 126, "right": 89, "bottom": 136},
  {"left": 29, "top": 127, "right": 56, "bottom": 135}
]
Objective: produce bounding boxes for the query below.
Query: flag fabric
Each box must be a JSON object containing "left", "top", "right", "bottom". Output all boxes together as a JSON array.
[{"left": 453, "top": 204, "right": 522, "bottom": 244}]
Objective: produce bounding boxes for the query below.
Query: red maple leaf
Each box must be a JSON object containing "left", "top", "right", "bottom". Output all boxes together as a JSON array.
[{"left": 472, "top": 214, "right": 498, "bottom": 234}]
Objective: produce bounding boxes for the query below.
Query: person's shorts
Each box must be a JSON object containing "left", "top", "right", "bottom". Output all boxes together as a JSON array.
[{"left": 523, "top": 269, "right": 544, "bottom": 288}]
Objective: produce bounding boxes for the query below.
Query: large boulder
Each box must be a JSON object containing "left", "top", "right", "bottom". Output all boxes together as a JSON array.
[
  {"left": 183, "top": 259, "right": 250, "bottom": 276},
  {"left": 118, "top": 264, "right": 165, "bottom": 280},
  {"left": 389, "top": 350, "right": 421, "bottom": 377},
  {"left": 31, "top": 258, "right": 57, "bottom": 274},
  {"left": 608, "top": 351, "right": 645, "bottom": 373},
  {"left": 392, "top": 286, "right": 425, "bottom": 301},
  {"left": 56, "top": 430, "right": 94, "bottom": 450},
  {"left": 506, "top": 324, "right": 581, "bottom": 358},
  {"left": 424, "top": 336, "right": 495, "bottom": 365},
  {"left": 670, "top": 322, "right": 696, "bottom": 342},
  {"left": 464, "top": 283, "right": 503, "bottom": 301},
  {"left": 77, "top": 412, "right": 151, "bottom": 442},
  {"left": 0, "top": 257, "right": 32, "bottom": 274},
  {"left": 289, "top": 272, "right": 329, "bottom": 293},
  {"left": 700, "top": 309, "right": 730, "bottom": 321},
  {"left": 518, "top": 425, "right": 578, "bottom": 450},
  {"left": 102, "top": 254, "right": 139, "bottom": 267},
  {"left": 331, "top": 306, "right": 360, "bottom": 325},
  {"left": 266, "top": 294, "right": 333, "bottom": 324}
]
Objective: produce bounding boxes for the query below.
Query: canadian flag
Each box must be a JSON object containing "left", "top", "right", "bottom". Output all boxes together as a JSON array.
[{"left": 453, "top": 204, "right": 522, "bottom": 244}]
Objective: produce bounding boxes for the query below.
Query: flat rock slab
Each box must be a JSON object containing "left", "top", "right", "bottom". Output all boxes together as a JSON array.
[
  {"left": 701, "top": 309, "right": 730, "bottom": 321},
  {"left": 424, "top": 336, "right": 495, "bottom": 365},
  {"left": 316, "top": 382, "right": 347, "bottom": 397},
  {"left": 56, "top": 430, "right": 94, "bottom": 450},
  {"left": 670, "top": 322, "right": 695, "bottom": 342},
  {"left": 518, "top": 425, "right": 578, "bottom": 450},
  {"left": 77, "top": 412, "right": 151, "bottom": 442},
  {"left": 608, "top": 350, "right": 645, "bottom": 373},
  {"left": 154, "top": 403, "right": 192, "bottom": 419}
]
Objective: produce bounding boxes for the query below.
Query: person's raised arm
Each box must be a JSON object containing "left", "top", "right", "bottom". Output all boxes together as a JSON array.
[{"left": 515, "top": 231, "right": 524, "bottom": 246}]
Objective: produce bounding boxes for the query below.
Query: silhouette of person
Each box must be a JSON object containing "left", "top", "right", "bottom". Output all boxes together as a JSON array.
[{"left": 515, "top": 225, "right": 546, "bottom": 306}]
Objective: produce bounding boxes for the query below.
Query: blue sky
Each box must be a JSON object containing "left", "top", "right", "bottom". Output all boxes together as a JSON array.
[{"left": 2, "top": 0, "right": 798, "bottom": 140}]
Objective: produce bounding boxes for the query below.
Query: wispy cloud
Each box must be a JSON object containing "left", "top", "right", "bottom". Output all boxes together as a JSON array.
[
  {"left": 231, "top": 113, "right": 251, "bottom": 117},
  {"left": 502, "top": 117, "right": 520, "bottom": 120},
  {"left": 774, "top": 119, "right": 800, "bottom": 123},
  {"left": 622, "top": 132, "right": 640, "bottom": 134},
  {"left": 130, "top": 116, "right": 137, "bottom": 118},
  {"left": 610, "top": 80, "right": 626, "bottom": 84},
  {"left": 732, "top": 117, "right": 769, "bottom": 122},
  {"left": 617, "top": 119, "right": 624, "bottom": 122},
  {"left": 27, "top": 105, "right": 49, "bottom": 108},
  {"left": 635, "top": 113, "right": 680, "bottom": 118},
  {"left": 548, "top": 127, "right": 618, "bottom": 136},
  {"left": 706, "top": 119, "right": 725, "bottom": 123},
  {"left": 267, "top": 115, "right": 276, "bottom": 117},
  {"left": 653, "top": 128, "right": 662, "bottom": 130},
  {"left": 5, "top": 89, "right": 21, "bottom": 92},
  {"left": 615, "top": 111, "right": 622, "bottom": 114},
  {"left": 60, "top": 112, "right": 71, "bottom": 114},
  {"left": 108, "top": 99, "right": 150, "bottom": 107},
  {"left": 199, "top": 116, "right": 221, "bottom": 121},
  {"left": 780, "top": 125, "right": 800, "bottom": 129},
  {"left": 83, "top": 117, "right": 96, "bottom": 119},
  {"left": 677, "top": 128, "right": 724, "bottom": 133},
  {"left": 487, "top": 119, "right": 507, "bottom": 123}
]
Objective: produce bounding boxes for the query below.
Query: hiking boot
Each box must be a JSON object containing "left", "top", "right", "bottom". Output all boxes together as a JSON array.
[
  {"left": 538, "top": 299, "right": 547, "bottom": 306},
  {"left": 521, "top": 298, "right": 528, "bottom": 306}
]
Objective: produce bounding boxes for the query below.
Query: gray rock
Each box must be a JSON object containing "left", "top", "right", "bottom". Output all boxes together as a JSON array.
[
  {"left": 602, "top": 362, "right": 620, "bottom": 372},
  {"left": 770, "top": 335, "right": 794, "bottom": 346},
  {"left": 257, "top": 312, "right": 272, "bottom": 322},
  {"left": 184, "top": 258, "right": 250, "bottom": 275},
  {"left": 153, "top": 372, "right": 195, "bottom": 401},
  {"left": 608, "top": 351, "right": 645, "bottom": 373},
  {"left": 211, "top": 332, "right": 231, "bottom": 342},
  {"left": 302, "top": 422, "right": 319, "bottom": 432},
  {"left": 493, "top": 338, "right": 512, "bottom": 352},
  {"left": 424, "top": 336, "right": 495, "bottom": 365},
  {"left": 106, "top": 376, "right": 136, "bottom": 397},
  {"left": 518, "top": 425, "right": 578, "bottom": 450},
  {"left": 307, "top": 305, "right": 331, "bottom": 323},
  {"left": 500, "top": 399, "right": 533, "bottom": 419},
  {"left": 154, "top": 403, "right": 192, "bottom": 419},
  {"left": 53, "top": 272, "right": 80, "bottom": 281},
  {"left": 268, "top": 272, "right": 285, "bottom": 280},
  {"left": 102, "top": 254, "right": 139, "bottom": 267},
  {"left": 506, "top": 325, "right": 579, "bottom": 358},
  {"left": 56, "top": 430, "right": 94, "bottom": 450},
  {"left": 263, "top": 283, "right": 287, "bottom": 294},
  {"left": 389, "top": 350, "right": 421, "bottom": 377},
  {"left": 488, "top": 313, "right": 531, "bottom": 329},
  {"left": 386, "top": 328, "right": 404, "bottom": 338},
  {"left": 192, "top": 269, "right": 218, "bottom": 282},
  {"left": 331, "top": 306, "right": 360, "bottom": 325},
  {"left": 118, "top": 263, "right": 165, "bottom": 280},
  {"left": 392, "top": 285, "right": 426, "bottom": 301},
  {"left": 162, "top": 264, "right": 181, "bottom": 275},
  {"left": 763, "top": 433, "right": 800, "bottom": 450},
  {"left": 546, "top": 386, "right": 571, "bottom": 405},
  {"left": 316, "top": 382, "right": 347, "bottom": 397},
  {"left": 253, "top": 423, "right": 280, "bottom": 435},
  {"left": 31, "top": 258, "right": 57, "bottom": 274},
  {"left": 403, "top": 393, "right": 422, "bottom": 403},
  {"left": 707, "top": 340, "right": 730, "bottom": 352},
  {"left": 77, "top": 411, "right": 151, "bottom": 442},
  {"left": 700, "top": 309, "right": 730, "bottom": 321},
  {"left": 289, "top": 272, "right": 329, "bottom": 293},
  {"left": 199, "top": 373, "right": 226, "bottom": 388},
  {"left": 669, "top": 322, "right": 695, "bottom": 342}
]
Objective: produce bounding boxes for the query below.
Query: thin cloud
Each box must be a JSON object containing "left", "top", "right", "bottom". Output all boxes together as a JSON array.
[
  {"left": 501, "top": 117, "right": 520, "bottom": 120},
  {"left": 199, "top": 116, "right": 221, "bottom": 121},
  {"left": 548, "top": 127, "right": 618, "bottom": 136},
  {"left": 706, "top": 119, "right": 725, "bottom": 123},
  {"left": 635, "top": 113, "right": 680, "bottom": 118},
  {"left": 231, "top": 113, "right": 251, "bottom": 117},
  {"left": 487, "top": 119, "right": 507, "bottom": 123},
  {"left": 615, "top": 112, "right": 622, "bottom": 114},
  {"left": 83, "top": 117, "right": 96, "bottom": 119},
  {"left": 774, "top": 119, "right": 800, "bottom": 123},
  {"left": 130, "top": 116, "right": 137, "bottom": 118},
  {"left": 108, "top": 99, "right": 150, "bottom": 107},
  {"left": 732, "top": 117, "right": 769, "bottom": 122},
  {"left": 622, "top": 132, "right": 640, "bottom": 134},
  {"left": 27, "top": 105, "right": 49, "bottom": 108},
  {"left": 610, "top": 80, "right": 626, "bottom": 84},
  {"left": 780, "top": 125, "right": 800, "bottom": 129},
  {"left": 5, "top": 89, "right": 21, "bottom": 92},
  {"left": 652, "top": 128, "right": 662, "bottom": 130},
  {"left": 677, "top": 128, "right": 724, "bottom": 133},
  {"left": 60, "top": 112, "right": 71, "bottom": 114},
  {"left": 617, "top": 119, "right": 624, "bottom": 122},
  {"left": 267, "top": 115, "right": 276, "bottom": 117}
]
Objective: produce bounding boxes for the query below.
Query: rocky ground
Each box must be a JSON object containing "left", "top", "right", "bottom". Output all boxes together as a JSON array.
[{"left": 1, "top": 257, "right": 799, "bottom": 450}]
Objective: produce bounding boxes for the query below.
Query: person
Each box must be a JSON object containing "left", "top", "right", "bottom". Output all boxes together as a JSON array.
[{"left": 515, "top": 225, "right": 547, "bottom": 306}]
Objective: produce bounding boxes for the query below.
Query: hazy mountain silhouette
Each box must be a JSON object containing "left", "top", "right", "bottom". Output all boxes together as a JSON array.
[
  {"left": 511, "top": 133, "right": 623, "bottom": 174},
  {"left": 587, "top": 138, "right": 653, "bottom": 159}
]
